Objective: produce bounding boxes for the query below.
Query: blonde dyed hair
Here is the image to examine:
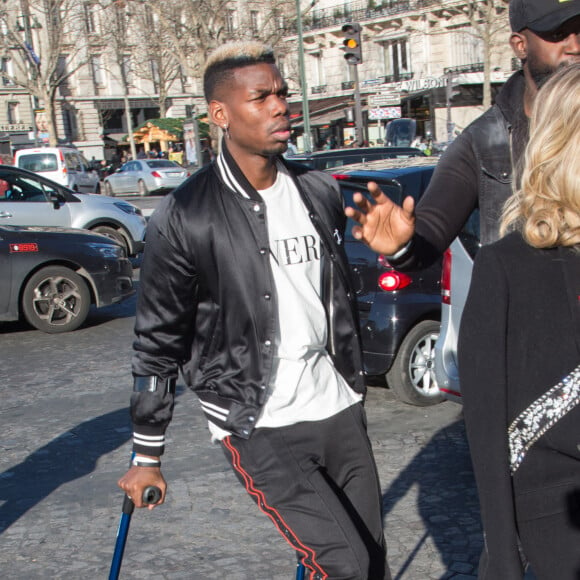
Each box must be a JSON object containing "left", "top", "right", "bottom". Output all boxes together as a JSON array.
[
  {"left": 203, "top": 42, "right": 275, "bottom": 102},
  {"left": 500, "top": 62, "right": 580, "bottom": 248}
]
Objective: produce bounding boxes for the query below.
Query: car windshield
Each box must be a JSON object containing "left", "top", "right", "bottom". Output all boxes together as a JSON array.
[
  {"left": 145, "top": 160, "right": 179, "bottom": 169},
  {"left": 17, "top": 153, "right": 58, "bottom": 173}
]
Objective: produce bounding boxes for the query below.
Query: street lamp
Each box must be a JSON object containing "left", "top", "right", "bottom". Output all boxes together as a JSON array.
[{"left": 16, "top": 10, "right": 42, "bottom": 146}]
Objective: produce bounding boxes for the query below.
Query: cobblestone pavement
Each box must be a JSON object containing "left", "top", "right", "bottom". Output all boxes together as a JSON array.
[{"left": 0, "top": 286, "right": 486, "bottom": 579}]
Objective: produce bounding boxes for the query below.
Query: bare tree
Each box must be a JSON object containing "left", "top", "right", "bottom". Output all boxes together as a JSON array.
[
  {"left": 428, "top": 0, "right": 510, "bottom": 110},
  {"left": 0, "top": 0, "right": 93, "bottom": 146},
  {"left": 460, "top": 0, "right": 510, "bottom": 110},
  {"left": 129, "top": 3, "right": 183, "bottom": 118},
  {"left": 96, "top": 0, "right": 139, "bottom": 158}
]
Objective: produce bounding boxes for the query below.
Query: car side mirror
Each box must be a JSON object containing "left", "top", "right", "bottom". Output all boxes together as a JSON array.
[{"left": 49, "top": 191, "right": 65, "bottom": 209}]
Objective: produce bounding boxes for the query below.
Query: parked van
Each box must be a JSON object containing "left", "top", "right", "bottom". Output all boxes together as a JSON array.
[{"left": 14, "top": 147, "right": 101, "bottom": 194}]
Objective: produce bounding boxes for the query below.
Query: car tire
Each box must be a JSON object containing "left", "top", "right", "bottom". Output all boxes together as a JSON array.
[
  {"left": 104, "top": 181, "right": 114, "bottom": 197},
  {"left": 22, "top": 266, "right": 91, "bottom": 333},
  {"left": 91, "top": 225, "right": 129, "bottom": 255},
  {"left": 137, "top": 180, "right": 148, "bottom": 197},
  {"left": 386, "top": 319, "right": 444, "bottom": 406}
]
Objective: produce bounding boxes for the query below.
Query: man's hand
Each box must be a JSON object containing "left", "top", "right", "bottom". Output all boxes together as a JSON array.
[
  {"left": 345, "top": 181, "right": 416, "bottom": 256},
  {"left": 118, "top": 465, "right": 166, "bottom": 510}
]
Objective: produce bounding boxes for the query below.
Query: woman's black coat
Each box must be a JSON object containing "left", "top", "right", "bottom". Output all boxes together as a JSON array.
[{"left": 458, "top": 232, "right": 580, "bottom": 578}]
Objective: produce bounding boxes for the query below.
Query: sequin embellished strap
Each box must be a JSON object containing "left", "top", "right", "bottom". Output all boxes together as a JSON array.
[{"left": 508, "top": 364, "right": 580, "bottom": 475}]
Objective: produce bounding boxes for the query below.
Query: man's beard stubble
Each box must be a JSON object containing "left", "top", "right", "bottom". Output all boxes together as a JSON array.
[{"left": 525, "top": 56, "right": 570, "bottom": 89}]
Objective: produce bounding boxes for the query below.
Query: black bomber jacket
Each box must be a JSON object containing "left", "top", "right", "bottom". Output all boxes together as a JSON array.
[{"left": 130, "top": 144, "right": 365, "bottom": 456}]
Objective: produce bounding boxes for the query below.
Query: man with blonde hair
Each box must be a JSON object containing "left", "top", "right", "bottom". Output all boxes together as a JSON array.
[{"left": 119, "top": 41, "right": 391, "bottom": 579}]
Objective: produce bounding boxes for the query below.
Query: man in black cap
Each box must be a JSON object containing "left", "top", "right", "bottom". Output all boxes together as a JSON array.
[{"left": 346, "top": 0, "right": 580, "bottom": 265}]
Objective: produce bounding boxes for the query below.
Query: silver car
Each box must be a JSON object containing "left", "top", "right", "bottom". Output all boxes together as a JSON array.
[
  {"left": 0, "top": 165, "right": 147, "bottom": 256},
  {"left": 103, "top": 159, "right": 189, "bottom": 197},
  {"left": 434, "top": 210, "right": 481, "bottom": 402}
]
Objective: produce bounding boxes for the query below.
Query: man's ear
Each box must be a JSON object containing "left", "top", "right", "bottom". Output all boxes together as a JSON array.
[
  {"left": 208, "top": 100, "right": 228, "bottom": 129},
  {"left": 510, "top": 32, "right": 527, "bottom": 60}
]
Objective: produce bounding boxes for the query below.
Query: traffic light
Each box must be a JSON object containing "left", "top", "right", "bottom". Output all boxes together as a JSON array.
[{"left": 342, "top": 23, "right": 362, "bottom": 65}]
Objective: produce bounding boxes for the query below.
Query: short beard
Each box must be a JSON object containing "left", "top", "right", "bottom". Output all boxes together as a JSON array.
[{"left": 525, "top": 56, "right": 569, "bottom": 89}]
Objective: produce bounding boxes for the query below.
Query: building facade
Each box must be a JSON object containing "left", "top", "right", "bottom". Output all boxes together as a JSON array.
[
  {"left": 1, "top": 0, "right": 512, "bottom": 159},
  {"left": 284, "top": 0, "right": 512, "bottom": 149}
]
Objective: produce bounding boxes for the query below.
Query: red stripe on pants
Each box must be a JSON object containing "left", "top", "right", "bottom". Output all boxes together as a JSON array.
[{"left": 223, "top": 436, "right": 327, "bottom": 579}]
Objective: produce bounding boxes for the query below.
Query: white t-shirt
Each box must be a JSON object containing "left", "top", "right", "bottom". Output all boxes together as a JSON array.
[{"left": 209, "top": 164, "right": 361, "bottom": 440}]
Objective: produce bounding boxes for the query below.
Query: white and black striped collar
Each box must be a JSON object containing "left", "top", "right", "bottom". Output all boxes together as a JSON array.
[{"left": 216, "top": 141, "right": 285, "bottom": 201}]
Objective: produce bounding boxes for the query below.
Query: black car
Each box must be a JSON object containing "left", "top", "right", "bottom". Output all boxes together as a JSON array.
[
  {"left": 290, "top": 146, "right": 425, "bottom": 171},
  {"left": 332, "top": 157, "right": 443, "bottom": 406},
  {"left": 0, "top": 225, "right": 134, "bottom": 333}
]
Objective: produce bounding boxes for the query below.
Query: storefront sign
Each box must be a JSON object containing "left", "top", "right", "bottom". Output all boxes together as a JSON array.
[
  {"left": 0, "top": 124, "right": 31, "bottom": 133},
  {"left": 399, "top": 76, "right": 447, "bottom": 93},
  {"left": 369, "top": 107, "right": 401, "bottom": 120}
]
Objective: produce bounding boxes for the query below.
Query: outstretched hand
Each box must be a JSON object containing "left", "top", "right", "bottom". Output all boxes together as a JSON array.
[{"left": 345, "top": 181, "right": 416, "bottom": 256}]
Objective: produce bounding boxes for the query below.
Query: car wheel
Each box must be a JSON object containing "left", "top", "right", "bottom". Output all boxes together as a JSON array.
[
  {"left": 91, "top": 225, "right": 129, "bottom": 255},
  {"left": 137, "top": 180, "right": 148, "bottom": 197},
  {"left": 104, "top": 181, "right": 114, "bottom": 197},
  {"left": 22, "top": 266, "right": 91, "bottom": 333},
  {"left": 386, "top": 319, "right": 443, "bottom": 406}
]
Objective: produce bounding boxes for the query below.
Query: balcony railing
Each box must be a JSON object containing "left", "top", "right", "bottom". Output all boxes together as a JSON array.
[
  {"left": 443, "top": 63, "right": 484, "bottom": 75},
  {"left": 311, "top": 84, "right": 328, "bottom": 94},
  {"left": 341, "top": 80, "right": 355, "bottom": 90},
  {"left": 300, "top": 0, "right": 439, "bottom": 33}
]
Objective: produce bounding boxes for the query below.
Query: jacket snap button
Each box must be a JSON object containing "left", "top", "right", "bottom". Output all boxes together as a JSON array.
[
  {"left": 253, "top": 204, "right": 260, "bottom": 212},
  {"left": 264, "top": 340, "right": 271, "bottom": 347},
  {"left": 260, "top": 248, "right": 267, "bottom": 255},
  {"left": 248, "top": 416, "right": 255, "bottom": 423},
  {"left": 264, "top": 293, "right": 271, "bottom": 300}
]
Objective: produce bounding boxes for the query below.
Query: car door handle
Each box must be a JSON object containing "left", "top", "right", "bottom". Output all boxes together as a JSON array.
[{"left": 0, "top": 211, "right": 13, "bottom": 218}]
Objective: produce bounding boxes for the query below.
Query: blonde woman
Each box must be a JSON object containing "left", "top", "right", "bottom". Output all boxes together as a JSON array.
[{"left": 458, "top": 62, "right": 580, "bottom": 580}]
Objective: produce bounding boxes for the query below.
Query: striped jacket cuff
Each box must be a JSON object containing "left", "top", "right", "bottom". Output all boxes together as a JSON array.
[{"left": 132, "top": 429, "right": 165, "bottom": 457}]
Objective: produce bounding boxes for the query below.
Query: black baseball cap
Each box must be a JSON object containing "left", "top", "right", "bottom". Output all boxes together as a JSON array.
[{"left": 510, "top": 0, "right": 580, "bottom": 33}]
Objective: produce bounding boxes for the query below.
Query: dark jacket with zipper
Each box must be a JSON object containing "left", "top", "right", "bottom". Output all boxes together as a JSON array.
[
  {"left": 458, "top": 232, "right": 580, "bottom": 579},
  {"left": 392, "top": 70, "right": 529, "bottom": 270},
  {"left": 130, "top": 145, "right": 365, "bottom": 455}
]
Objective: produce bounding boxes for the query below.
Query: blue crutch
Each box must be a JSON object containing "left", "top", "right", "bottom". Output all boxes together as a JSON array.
[
  {"left": 109, "top": 476, "right": 161, "bottom": 580},
  {"left": 296, "top": 561, "right": 306, "bottom": 579}
]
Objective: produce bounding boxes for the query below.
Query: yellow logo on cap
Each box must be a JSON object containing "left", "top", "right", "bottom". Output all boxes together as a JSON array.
[{"left": 559, "top": 0, "right": 572, "bottom": 3}]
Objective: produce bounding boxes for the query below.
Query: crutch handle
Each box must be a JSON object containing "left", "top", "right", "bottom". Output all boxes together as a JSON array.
[{"left": 142, "top": 486, "right": 162, "bottom": 505}]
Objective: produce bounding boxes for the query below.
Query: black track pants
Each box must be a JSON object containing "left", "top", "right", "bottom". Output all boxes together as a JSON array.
[{"left": 221, "top": 403, "right": 392, "bottom": 580}]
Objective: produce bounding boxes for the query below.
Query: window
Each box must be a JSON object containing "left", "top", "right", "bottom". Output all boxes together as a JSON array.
[
  {"left": 7, "top": 102, "right": 20, "bottom": 124},
  {"left": 1, "top": 57, "right": 14, "bottom": 86},
  {"left": 150, "top": 60, "right": 160, "bottom": 92},
  {"left": 250, "top": 10, "right": 260, "bottom": 35},
  {"left": 449, "top": 27, "right": 483, "bottom": 68},
  {"left": 310, "top": 52, "right": 325, "bottom": 87},
  {"left": 121, "top": 54, "right": 132, "bottom": 86},
  {"left": 0, "top": 173, "right": 51, "bottom": 203},
  {"left": 226, "top": 10, "right": 236, "bottom": 34},
  {"left": 84, "top": 2, "right": 98, "bottom": 34},
  {"left": 91, "top": 55, "right": 105, "bottom": 87},
  {"left": 382, "top": 38, "right": 410, "bottom": 80},
  {"left": 278, "top": 55, "right": 286, "bottom": 81}
]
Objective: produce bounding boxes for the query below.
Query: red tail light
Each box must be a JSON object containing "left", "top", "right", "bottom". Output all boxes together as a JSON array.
[
  {"left": 10, "top": 243, "right": 38, "bottom": 253},
  {"left": 151, "top": 171, "right": 162, "bottom": 178},
  {"left": 378, "top": 270, "right": 412, "bottom": 292},
  {"left": 332, "top": 174, "right": 350, "bottom": 180},
  {"left": 441, "top": 248, "right": 452, "bottom": 304},
  {"left": 60, "top": 149, "right": 67, "bottom": 174}
]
